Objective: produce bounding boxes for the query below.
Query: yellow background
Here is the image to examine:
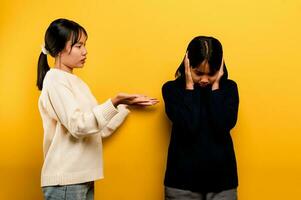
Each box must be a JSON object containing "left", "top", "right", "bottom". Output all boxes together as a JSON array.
[{"left": 1, "top": 0, "right": 301, "bottom": 199}]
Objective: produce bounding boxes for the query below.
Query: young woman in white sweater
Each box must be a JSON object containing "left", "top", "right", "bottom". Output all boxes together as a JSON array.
[{"left": 37, "top": 18, "right": 158, "bottom": 200}]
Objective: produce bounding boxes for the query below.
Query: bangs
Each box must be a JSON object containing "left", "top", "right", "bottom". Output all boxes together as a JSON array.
[{"left": 69, "top": 26, "right": 88, "bottom": 47}]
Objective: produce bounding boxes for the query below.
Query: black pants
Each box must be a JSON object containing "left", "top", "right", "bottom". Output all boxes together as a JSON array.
[{"left": 165, "top": 187, "right": 237, "bottom": 200}]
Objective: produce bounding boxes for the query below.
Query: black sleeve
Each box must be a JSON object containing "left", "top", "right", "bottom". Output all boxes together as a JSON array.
[
  {"left": 162, "top": 81, "right": 201, "bottom": 134},
  {"left": 208, "top": 80, "right": 239, "bottom": 133}
]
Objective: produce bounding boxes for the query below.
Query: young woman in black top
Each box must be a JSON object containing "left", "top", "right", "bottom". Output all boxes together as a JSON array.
[{"left": 162, "top": 36, "right": 239, "bottom": 200}]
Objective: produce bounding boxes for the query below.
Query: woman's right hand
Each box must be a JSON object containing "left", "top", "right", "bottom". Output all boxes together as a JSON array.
[
  {"left": 112, "top": 93, "right": 159, "bottom": 107},
  {"left": 184, "top": 52, "right": 194, "bottom": 90}
]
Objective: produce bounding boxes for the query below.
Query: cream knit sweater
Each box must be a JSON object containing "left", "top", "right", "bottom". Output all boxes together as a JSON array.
[{"left": 38, "top": 68, "right": 129, "bottom": 187}]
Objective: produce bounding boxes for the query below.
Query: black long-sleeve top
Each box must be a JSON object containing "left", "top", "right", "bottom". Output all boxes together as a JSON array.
[{"left": 162, "top": 77, "right": 239, "bottom": 193}]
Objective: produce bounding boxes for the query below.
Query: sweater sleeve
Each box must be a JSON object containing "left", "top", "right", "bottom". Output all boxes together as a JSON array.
[
  {"left": 99, "top": 104, "right": 130, "bottom": 138},
  {"left": 162, "top": 82, "right": 201, "bottom": 133},
  {"left": 208, "top": 80, "right": 239, "bottom": 133},
  {"left": 47, "top": 82, "right": 119, "bottom": 139}
]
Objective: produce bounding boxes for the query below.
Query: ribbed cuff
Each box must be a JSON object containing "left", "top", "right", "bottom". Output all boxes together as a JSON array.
[
  {"left": 101, "top": 99, "right": 119, "bottom": 121},
  {"left": 106, "top": 104, "right": 130, "bottom": 131},
  {"left": 93, "top": 99, "right": 119, "bottom": 128}
]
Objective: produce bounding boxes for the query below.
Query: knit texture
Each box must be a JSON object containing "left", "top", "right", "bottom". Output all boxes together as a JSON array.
[{"left": 38, "top": 68, "right": 129, "bottom": 186}]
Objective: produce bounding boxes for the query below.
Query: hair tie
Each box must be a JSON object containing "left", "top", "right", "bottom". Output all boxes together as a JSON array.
[{"left": 41, "top": 44, "right": 49, "bottom": 55}]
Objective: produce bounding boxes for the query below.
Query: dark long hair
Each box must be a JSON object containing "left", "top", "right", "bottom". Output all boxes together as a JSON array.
[
  {"left": 176, "top": 36, "right": 228, "bottom": 81},
  {"left": 37, "top": 18, "right": 88, "bottom": 90}
]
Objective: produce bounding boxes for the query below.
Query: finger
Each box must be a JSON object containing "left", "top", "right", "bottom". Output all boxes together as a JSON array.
[
  {"left": 133, "top": 101, "right": 158, "bottom": 106},
  {"left": 186, "top": 63, "right": 192, "bottom": 77},
  {"left": 142, "top": 96, "right": 158, "bottom": 100},
  {"left": 220, "top": 58, "right": 224, "bottom": 71},
  {"left": 186, "top": 52, "right": 190, "bottom": 67},
  {"left": 133, "top": 98, "right": 159, "bottom": 104},
  {"left": 149, "top": 99, "right": 160, "bottom": 103},
  {"left": 185, "top": 57, "right": 189, "bottom": 75},
  {"left": 185, "top": 54, "right": 191, "bottom": 75},
  {"left": 131, "top": 98, "right": 151, "bottom": 103},
  {"left": 148, "top": 98, "right": 159, "bottom": 101},
  {"left": 220, "top": 61, "right": 224, "bottom": 74},
  {"left": 134, "top": 101, "right": 154, "bottom": 105},
  {"left": 135, "top": 96, "right": 158, "bottom": 101},
  {"left": 150, "top": 100, "right": 159, "bottom": 105},
  {"left": 184, "top": 52, "right": 190, "bottom": 68}
]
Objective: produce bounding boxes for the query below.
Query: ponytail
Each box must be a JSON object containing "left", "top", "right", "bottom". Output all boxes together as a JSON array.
[{"left": 37, "top": 52, "right": 50, "bottom": 90}]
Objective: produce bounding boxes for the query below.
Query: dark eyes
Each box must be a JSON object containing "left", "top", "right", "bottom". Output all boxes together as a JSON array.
[{"left": 75, "top": 43, "right": 86, "bottom": 48}]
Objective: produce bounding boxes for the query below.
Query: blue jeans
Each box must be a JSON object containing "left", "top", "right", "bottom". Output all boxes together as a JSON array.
[{"left": 42, "top": 182, "right": 94, "bottom": 200}]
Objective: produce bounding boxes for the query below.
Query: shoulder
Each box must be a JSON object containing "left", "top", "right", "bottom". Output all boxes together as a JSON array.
[
  {"left": 162, "top": 80, "right": 176, "bottom": 89},
  {"left": 43, "top": 69, "right": 79, "bottom": 91},
  {"left": 162, "top": 78, "right": 184, "bottom": 91},
  {"left": 162, "top": 80, "right": 179, "bottom": 95},
  {"left": 44, "top": 69, "right": 67, "bottom": 85},
  {"left": 221, "top": 79, "right": 239, "bottom": 99},
  {"left": 222, "top": 79, "right": 238, "bottom": 90},
  {"left": 162, "top": 79, "right": 188, "bottom": 101}
]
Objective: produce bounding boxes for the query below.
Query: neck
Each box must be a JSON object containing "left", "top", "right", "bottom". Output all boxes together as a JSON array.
[{"left": 54, "top": 59, "right": 73, "bottom": 74}]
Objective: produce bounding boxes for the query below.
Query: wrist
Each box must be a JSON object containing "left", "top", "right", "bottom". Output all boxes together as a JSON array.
[
  {"left": 111, "top": 96, "right": 120, "bottom": 107},
  {"left": 212, "top": 82, "right": 219, "bottom": 90},
  {"left": 186, "top": 83, "right": 194, "bottom": 90}
]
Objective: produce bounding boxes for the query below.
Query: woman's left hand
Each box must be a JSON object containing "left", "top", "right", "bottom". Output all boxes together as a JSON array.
[
  {"left": 131, "top": 95, "right": 159, "bottom": 106},
  {"left": 112, "top": 93, "right": 159, "bottom": 107},
  {"left": 212, "top": 59, "right": 224, "bottom": 90}
]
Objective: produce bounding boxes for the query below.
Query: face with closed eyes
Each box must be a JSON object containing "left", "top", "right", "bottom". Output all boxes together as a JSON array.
[{"left": 191, "top": 60, "right": 218, "bottom": 87}]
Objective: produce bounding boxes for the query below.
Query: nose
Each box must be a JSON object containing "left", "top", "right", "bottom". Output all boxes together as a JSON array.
[
  {"left": 82, "top": 46, "right": 88, "bottom": 56},
  {"left": 199, "top": 77, "right": 209, "bottom": 87}
]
